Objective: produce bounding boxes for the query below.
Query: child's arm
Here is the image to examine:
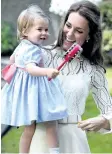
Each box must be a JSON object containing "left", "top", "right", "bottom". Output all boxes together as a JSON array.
[
  {"left": 26, "top": 63, "right": 59, "bottom": 78},
  {"left": 9, "top": 54, "right": 15, "bottom": 64}
]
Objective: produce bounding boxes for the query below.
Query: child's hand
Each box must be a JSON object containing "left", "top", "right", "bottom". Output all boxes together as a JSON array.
[{"left": 46, "top": 68, "right": 59, "bottom": 78}]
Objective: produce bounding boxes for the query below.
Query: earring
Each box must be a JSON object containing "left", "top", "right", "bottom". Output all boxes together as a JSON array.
[{"left": 86, "top": 36, "right": 90, "bottom": 42}]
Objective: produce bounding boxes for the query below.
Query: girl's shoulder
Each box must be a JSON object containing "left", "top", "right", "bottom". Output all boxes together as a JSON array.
[
  {"left": 13, "top": 40, "right": 36, "bottom": 55},
  {"left": 22, "top": 39, "right": 41, "bottom": 52},
  {"left": 13, "top": 40, "right": 42, "bottom": 61},
  {"left": 17, "top": 40, "right": 42, "bottom": 57}
]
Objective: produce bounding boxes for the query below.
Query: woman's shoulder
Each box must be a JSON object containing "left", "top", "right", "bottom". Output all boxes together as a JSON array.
[
  {"left": 78, "top": 56, "right": 93, "bottom": 75},
  {"left": 43, "top": 44, "right": 57, "bottom": 52},
  {"left": 81, "top": 56, "right": 105, "bottom": 75},
  {"left": 42, "top": 45, "right": 59, "bottom": 58}
]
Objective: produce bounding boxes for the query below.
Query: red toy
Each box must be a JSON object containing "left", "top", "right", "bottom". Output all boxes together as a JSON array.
[{"left": 48, "top": 43, "right": 82, "bottom": 81}]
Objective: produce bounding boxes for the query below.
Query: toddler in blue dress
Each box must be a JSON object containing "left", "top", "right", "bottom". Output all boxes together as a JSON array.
[{"left": 1, "top": 4, "right": 68, "bottom": 154}]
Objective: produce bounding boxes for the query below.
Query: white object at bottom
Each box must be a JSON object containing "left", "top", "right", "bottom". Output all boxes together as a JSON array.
[{"left": 29, "top": 123, "right": 90, "bottom": 153}]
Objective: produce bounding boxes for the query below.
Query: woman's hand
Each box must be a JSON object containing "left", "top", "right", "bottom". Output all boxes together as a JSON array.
[{"left": 78, "top": 116, "right": 110, "bottom": 132}]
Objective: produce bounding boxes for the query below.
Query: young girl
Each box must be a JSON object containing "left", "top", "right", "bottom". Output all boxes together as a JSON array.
[{"left": 1, "top": 5, "right": 68, "bottom": 154}]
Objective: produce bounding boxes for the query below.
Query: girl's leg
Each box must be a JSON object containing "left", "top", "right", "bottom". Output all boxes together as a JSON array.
[
  {"left": 19, "top": 122, "right": 36, "bottom": 153},
  {"left": 45, "top": 121, "right": 59, "bottom": 153}
]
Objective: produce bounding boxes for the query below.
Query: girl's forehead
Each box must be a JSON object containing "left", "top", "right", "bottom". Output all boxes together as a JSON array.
[{"left": 33, "top": 17, "right": 49, "bottom": 27}]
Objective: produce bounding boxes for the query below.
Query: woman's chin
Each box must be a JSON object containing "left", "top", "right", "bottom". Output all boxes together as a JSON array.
[{"left": 62, "top": 41, "right": 74, "bottom": 51}]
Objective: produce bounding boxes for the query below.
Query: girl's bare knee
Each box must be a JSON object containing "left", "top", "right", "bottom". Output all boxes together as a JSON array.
[
  {"left": 45, "top": 121, "right": 58, "bottom": 134},
  {"left": 24, "top": 122, "right": 36, "bottom": 137},
  {"left": 45, "top": 121, "right": 57, "bottom": 128}
]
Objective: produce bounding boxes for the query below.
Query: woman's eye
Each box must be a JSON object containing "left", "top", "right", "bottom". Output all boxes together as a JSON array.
[
  {"left": 77, "top": 30, "right": 83, "bottom": 34},
  {"left": 66, "top": 23, "right": 71, "bottom": 28}
]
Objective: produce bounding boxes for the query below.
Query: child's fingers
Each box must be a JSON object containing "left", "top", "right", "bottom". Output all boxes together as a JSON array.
[
  {"left": 55, "top": 70, "right": 59, "bottom": 74},
  {"left": 52, "top": 72, "right": 59, "bottom": 78}
]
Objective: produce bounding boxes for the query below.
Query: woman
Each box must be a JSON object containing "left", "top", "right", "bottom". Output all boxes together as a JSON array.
[{"left": 30, "top": 1, "right": 112, "bottom": 153}]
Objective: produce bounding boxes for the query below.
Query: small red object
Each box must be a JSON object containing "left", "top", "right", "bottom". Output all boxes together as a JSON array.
[
  {"left": 48, "top": 43, "right": 82, "bottom": 81},
  {"left": 1, "top": 64, "right": 17, "bottom": 84}
]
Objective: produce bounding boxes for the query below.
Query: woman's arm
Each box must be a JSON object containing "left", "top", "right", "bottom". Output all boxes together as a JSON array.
[
  {"left": 79, "top": 66, "right": 112, "bottom": 133},
  {"left": 78, "top": 115, "right": 111, "bottom": 132}
]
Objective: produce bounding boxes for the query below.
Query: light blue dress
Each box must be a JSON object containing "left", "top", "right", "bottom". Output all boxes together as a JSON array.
[{"left": 1, "top": 39, "right": 68, "bottom": 127}]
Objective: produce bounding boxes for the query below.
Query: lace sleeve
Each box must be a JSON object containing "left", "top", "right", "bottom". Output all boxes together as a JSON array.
[
  {"left": 91, "top": 66, "right": 112, "bottom": 119},
  {"left": 91, "top": 66, "right": 112, "bottom": 133}
]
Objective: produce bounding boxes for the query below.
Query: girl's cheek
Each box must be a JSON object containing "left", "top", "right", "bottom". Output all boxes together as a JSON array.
[{"left": 46, "top": 34, "right": 49, "bottom": 39}]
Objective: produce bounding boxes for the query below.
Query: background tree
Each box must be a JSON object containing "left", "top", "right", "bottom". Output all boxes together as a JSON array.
[{"left": 99, "top": 1, "right": 112, "bottom": 65}]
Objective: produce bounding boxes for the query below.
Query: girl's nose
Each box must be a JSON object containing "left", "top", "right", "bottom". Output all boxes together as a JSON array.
[{"left": 42, "top": 30, "right": 48, "bottom": 35}]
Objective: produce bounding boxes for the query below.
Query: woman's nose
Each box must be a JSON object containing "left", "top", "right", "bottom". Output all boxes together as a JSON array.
[{"left": 67, "top": 29, "right": 75, "bottom": 38}]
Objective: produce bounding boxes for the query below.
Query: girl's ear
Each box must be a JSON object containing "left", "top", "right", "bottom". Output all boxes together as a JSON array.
[{"left": 22, "top": 28, "right": 28, "bottom": 36}]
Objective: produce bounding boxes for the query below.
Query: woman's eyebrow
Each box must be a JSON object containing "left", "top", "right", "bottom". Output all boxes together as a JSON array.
[
  {"left": 75, "top": 27, "right": 85, "bottom": 30},
  {"left": 66, "top": 21, "right": 85, "bottom": 30}
]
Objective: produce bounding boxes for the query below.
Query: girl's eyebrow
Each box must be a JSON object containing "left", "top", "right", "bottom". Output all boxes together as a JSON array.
[
  {"left": 36, "top": 26, "right": 48, "bottom": 28},
  {"left": 35, "top": 26, "right": 44, "bottom": 29},
  {"left": 66, "top": 21, "right": 85, "bottom": 31},
  {"left": 36, "top": 27, "right": 42, "bottom": 28}
]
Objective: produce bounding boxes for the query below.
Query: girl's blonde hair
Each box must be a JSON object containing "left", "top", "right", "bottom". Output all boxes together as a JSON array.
[{"left": 17, "top": 4, "right": 49, "bottom": 40}]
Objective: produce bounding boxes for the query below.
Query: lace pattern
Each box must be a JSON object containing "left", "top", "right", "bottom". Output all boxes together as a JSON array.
[
  {"left": 42, "top": 47, "right": 112, "bottom": 118},
  {"left": 91, "top": 66, "right": 112, "bottom": 115}
]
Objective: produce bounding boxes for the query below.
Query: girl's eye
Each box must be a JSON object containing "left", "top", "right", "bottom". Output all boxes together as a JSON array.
[
  {"left": 37, "top": 29, "right": 42, "bottom": 31},
  {"left": 45, "top": 29, "right": 48, "bottom": 32}
]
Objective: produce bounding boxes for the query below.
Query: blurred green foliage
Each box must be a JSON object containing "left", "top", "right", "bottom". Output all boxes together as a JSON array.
[
  {"left": 1, "top": 22, "right": 17, "bottom": 56},
  {"left": 99, "top": 1, "right": 112, "bottom": 65},
  {"left": 102, "top": 30, "right": 112, "bottom": 64},
  {"left": 103, "top": 30, "right": 112, "bottom": 51},
  {"left": 99, "top": 1, "right": 112, "bottom": 30}
]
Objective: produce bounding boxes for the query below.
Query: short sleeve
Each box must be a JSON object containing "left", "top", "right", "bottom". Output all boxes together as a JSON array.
[
  {"left": 11, "top": 43, "right": 21, "bottom": 56},
  {"left": 23, "top": 45, "right": 42, "bottom": 65}
]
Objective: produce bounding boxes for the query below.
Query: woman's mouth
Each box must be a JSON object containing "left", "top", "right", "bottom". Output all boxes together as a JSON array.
[
  {"left": 66, "top": 38, "right": 75, "bottom": 42},
  {"left": 63, "top": 38, "right": 76, "bottom": 51}
]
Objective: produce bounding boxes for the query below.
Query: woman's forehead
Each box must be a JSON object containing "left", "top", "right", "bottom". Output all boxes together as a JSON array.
[{"left": 67, "top": 12, "right": 89, "bottom": 30}]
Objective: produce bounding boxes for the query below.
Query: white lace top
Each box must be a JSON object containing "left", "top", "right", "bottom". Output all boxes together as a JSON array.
[{"left": 42, "top": 47, "right": 112, "bottom": 128}]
